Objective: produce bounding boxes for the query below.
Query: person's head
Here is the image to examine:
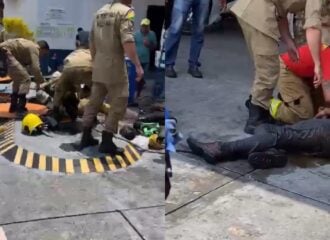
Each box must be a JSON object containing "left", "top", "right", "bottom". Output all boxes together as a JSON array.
[
  {"left": 140, "top": 18, "right": 150, "bottom": 34},
  {"left": 77, "top": 27, "right": 83, "bottom": 33},
  {"left": 76, "top": 31, "right": 90, "bottom": 49},
  {"left": 37, "top": 40, "right": 50, "bottom": 57}
]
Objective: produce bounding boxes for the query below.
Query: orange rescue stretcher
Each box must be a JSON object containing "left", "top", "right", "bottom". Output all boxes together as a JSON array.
[{"left": 0, "top": 75, "right": 48, "bottom": 118}]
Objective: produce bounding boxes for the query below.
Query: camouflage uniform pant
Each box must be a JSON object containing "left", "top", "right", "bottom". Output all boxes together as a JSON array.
[
  {"left": 238, "top": 19, "right": 280, "bottom": 110},
  {"left": 82, "top": 81, "right": 128, "bottom": 134},
  {"left": 8, "top": 56, "right": 31, "bottom": 95},
  {"left": 53, "top": 67, "right": 92, "bottom": 107},
  {"left": 275, "top": 59, "right": 324, "bottom": 124}
]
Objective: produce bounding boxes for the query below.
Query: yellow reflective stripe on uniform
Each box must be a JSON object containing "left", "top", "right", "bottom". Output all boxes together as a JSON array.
[
  {"left": 126, "top": 10, "right": 135, "bottom": 21},
  {"left": 270, "top": 98, "right": 283, "bottom": 119}
]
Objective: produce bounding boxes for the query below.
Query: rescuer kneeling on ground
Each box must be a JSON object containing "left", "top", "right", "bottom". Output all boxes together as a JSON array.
[
  {"left": 52, "top": 31, "right": 92, "bottom": 123},
  {"left": 187, "top": 109, "right": 330, "bottom": 169},
  {"left": 0, "top": 38, "right": 49, "bottom": 115},
  {"left": 268, "top": 44, "right": 330, "bottom": 124},
  {"left": 79, "top": 0, "right": 143, "bottom": 155}
]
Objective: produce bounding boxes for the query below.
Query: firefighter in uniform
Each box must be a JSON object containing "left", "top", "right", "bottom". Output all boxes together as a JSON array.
[
  {"left": 79, "top": 0, "right": 144, "bottom": 155},
  {"left": 270, "top": 44, "right": 330, "bottom": 124},
  {"left": 52, "top": 31, "right": 92, "bottom": 122},
  {"left": 231, "top": 0, "right": 329, "bottom": 134},
  {"left": 272, "top": 2, "right": 330, "bottom": 124},
  {"left": 0, "top": 38, "right": 49, "bottom": 113}
]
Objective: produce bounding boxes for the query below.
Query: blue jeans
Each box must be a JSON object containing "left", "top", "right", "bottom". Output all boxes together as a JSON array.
[{"left": 165, "top": 0, "right": 210, "bottom": 68}]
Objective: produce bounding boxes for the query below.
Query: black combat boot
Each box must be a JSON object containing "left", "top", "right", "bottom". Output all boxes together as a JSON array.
[
  {"left": 245, "top": 95, "right": 252, "bottom": 109},
  {"left": 244, "top": 103, "right": 271, "bottom": 135},
  {"left": 52, "top": 106, "right": 62, "bottom": 122},
  {"left": 17, "top": 94, "right": 28, "bottom": 113},
  {"left": 188, "top": 66, "right": 203, "bottom": 78},
  {"left": 248, "top": 149, "right": 288, "bottom": 169},
  {"left": 186, "top": 137, "right": 222, "bottom": 165},
  {"left": 9, "top": 93, "right": 18, "bottom": 113},
  {"left": 165, "top": 66, "right": 177, "bottom": 78},
  {"left": 78, "top": 128, "right": 99, "bottom": 150},
  {"left": 99, "top": 131, "right": 124, "bottom": 155}
]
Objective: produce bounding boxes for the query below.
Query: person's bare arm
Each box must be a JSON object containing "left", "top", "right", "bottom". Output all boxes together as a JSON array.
[
  {"left": 304, "top": 0, "right": 323, "bottom": 83},
  {"left": 40, "top": 76, "right": 60, "bottom": 89},
  {"left": 315, "top": 106, "right": 330, "bottom": 118},
  {"left": 306, "top": 28, "right": 321, "bottom": 66},
  {"left": 278, "top": 16, "right": 299, "bottom": 61},
  {"left": 307, "top": 28, "right": 322, "bottom": 76},
  {"left": 123, "top": 42, "right": 141, "bottom": 68}
]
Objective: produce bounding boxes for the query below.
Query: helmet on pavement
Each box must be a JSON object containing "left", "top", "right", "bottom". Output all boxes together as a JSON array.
[{"left": 22, "top": 113, "right": 44, "bottom": 135}]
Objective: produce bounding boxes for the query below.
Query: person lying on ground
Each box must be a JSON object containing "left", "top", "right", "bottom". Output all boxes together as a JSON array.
[{"left": 187, "top": 110, "right": 330, "bottom": 169}]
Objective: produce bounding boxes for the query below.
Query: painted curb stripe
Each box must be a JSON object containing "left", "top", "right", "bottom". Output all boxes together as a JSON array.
[
  {"left": 52, "top": 157, "right": 60, "bottom": 173},
  {"left": 93, "top": 158, "right": 105, "bottom": 173},
  {"left": 0, "top": 120, "right": 143, "bottom": 174}
]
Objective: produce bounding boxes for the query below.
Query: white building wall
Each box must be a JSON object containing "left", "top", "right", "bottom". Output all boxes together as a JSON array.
[{"left": 3, "top": 0, "right": 163, "bottom": 50}]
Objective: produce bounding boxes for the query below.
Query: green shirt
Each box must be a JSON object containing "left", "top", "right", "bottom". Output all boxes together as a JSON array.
[{"left": 134, "top": 30, "right": 157, "bottom": 64}]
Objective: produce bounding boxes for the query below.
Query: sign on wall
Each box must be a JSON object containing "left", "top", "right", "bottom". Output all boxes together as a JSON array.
[{"left": 36, "top": 1, "right": 79, "bottom": 49}]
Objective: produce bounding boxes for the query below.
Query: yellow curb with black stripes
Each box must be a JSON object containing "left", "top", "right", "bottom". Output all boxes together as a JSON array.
[{"left": 0, "top": 120, "right": 142, "bottom": 174}]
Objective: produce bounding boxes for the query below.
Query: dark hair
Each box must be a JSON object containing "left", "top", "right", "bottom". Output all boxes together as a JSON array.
[
  {"left": 76, "top": 31, "right": 90, "bottom": 48},
  {"left": 77, "top": 27, "right": 83, "bottom": 32},
  {"left": 37, "top": 40, "right": 50, "bottom": 51}
]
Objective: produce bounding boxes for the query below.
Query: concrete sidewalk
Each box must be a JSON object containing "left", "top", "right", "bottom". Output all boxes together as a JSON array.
[
  {"left": 0, "top": 147, "right": 164, "bottom": 239},
  {"left": 165, "top": 21, "right": 330, "bottom": 240},
  {"left": 0, "top": 71, "right": 165, "bottom": 239}
]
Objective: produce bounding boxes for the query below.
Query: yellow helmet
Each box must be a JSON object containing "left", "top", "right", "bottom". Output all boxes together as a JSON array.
[
  {"left": 22, "top": 113, "right": 43, "bottom": 135},
  {"left": 140, "top": 18, "right": 150, "bottom": 26}
]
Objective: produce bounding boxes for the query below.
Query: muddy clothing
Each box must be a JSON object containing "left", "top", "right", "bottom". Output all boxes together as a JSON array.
[
  {"left": 231, "top": 0, "right": 327, "bottom": 109},
  {"left": 293, "top": 11, "right": 307, "bottom": 45},
  {"left": 0, "top": 38, "right": 44, "bottom": 94},
  {"left": 82, "top": 2, "right": 134, "bottom": 133},
  {"left": 221, "top": 119, "right": 330, "bottom": 159},
  {"left": 53, "top": 49, "right": 92, "bottom": 107}
]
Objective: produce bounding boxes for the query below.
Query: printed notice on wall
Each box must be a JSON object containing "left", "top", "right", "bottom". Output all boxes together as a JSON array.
[
  {"left": 36, "top": 22, "right": 75, "bottom": 39},
  {"left": 36, "top": 0, "right": 78, "bottom": 49}
]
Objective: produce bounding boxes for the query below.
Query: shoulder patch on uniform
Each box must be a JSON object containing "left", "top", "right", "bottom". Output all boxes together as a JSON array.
[{"left": 126, "top": 9, "right": 135, "bottom": 21}]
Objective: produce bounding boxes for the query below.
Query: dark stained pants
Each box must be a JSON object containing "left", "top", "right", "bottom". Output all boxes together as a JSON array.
[{"left": 221, "top": 119, "right": 330, "bottom": 159}]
